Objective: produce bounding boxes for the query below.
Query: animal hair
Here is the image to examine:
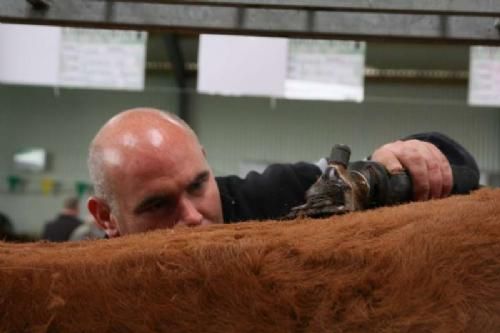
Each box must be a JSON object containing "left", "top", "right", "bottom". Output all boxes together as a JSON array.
[{"left": 1, "top": 189, "right": 500, "bottom": 332}]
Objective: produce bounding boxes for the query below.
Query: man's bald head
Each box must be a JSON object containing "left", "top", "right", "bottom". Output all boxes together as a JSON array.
[
  {"left": 88, "top": 108, "right": 199, "bottom": 212},
  {"left": 87, "top": 107, "right": 222, "bottom": 237}
]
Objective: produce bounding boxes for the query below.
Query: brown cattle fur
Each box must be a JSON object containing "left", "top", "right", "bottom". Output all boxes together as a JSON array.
[{"left": 1, "top": 188, "right": 500, "bottom": 332}]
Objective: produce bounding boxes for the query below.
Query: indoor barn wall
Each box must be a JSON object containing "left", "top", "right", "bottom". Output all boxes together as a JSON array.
[
  {"left": 1, "top": 79, "right": 499, "bottom": 234},
  {"left": 193, "top": 82, "right": 500, "bottom": 177}
]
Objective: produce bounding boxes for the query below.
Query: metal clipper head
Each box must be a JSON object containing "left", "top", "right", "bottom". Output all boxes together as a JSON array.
[{"left": 287, "top": 144, "right": 367, "bottom": 219}]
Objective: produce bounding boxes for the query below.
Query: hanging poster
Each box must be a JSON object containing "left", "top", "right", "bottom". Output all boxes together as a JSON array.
[{"left": 468, "top": 46, "right": 500, "bottom": 107}]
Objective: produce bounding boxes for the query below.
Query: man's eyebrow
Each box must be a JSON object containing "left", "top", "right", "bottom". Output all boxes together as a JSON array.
[
  {"left": 133, "top": 194, "right": 170, "bottom": 215},
  {"left": 191, "top": 170, "right": 210, "bottom": 185}
]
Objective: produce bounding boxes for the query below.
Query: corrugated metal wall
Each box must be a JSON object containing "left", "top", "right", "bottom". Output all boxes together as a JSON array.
[
  {"left": 0, "top": 80, "right": 499, "bottom": 233},
  {"left": 193, "top": 83, "right": 500, "bottom": 176}
]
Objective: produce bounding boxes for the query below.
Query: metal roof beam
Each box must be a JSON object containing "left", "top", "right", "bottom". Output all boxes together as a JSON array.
[
  {"left": 1, "top": 0, "right": 499, "bottom": 45},
  {"left": 100, "top": 0, "right": 500, "bottom": 17}
]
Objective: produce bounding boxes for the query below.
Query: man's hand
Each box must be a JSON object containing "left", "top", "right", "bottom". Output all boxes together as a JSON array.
[{"left": 371, "top": 140, "right": 453, "bottom": 201}]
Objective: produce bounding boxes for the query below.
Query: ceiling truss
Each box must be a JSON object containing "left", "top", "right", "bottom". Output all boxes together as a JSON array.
[{"left": 0, "top": 0, "right": 499, "bottom": 44}]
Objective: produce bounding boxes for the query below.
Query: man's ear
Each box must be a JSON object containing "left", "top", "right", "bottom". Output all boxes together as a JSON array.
[{"left": 87, "top": 196, "right": 120, "bottom": 238}]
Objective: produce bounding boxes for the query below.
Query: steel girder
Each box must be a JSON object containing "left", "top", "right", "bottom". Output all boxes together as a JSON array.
[{"left": 1, "top": 0, "right": 500, "bottom": 44}]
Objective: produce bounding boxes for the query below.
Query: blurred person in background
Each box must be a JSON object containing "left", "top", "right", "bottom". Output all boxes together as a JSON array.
[
  {"left": 42, "top": 197, "right": 83, "bottom": 242},
  {"left": 0, "top": 212, "right": 15, "bottom": 241},
  {"left": 0, "top": 212, "right": 35, "bottom": 243}
]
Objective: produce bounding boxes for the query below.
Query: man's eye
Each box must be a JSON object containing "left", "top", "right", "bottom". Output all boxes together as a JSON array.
[
  {"left": 144, "top": 199, "right": 170, "bottom": 213},
  {"left": 149, "top": 200, "right": 165, "bottom": 211},
  {"left": 135, "top": 196, "right": 174, "bottom": 215},
  {"left": 188, "top": 180, "right": 205, "bottom": 194}
]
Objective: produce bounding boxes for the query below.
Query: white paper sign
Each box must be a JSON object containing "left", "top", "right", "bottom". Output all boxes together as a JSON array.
[
  {"left": 197, "top": 35, "right": 287, "bottom": 97},
  {"left": 197, "top": 35, "right": 365, "bottom": 102},
  {"left": 285, "top": 40, "right": 365, "bottom": 102},
  {"left": 0, "top": 24, "right": 147, "bottom": 91},
  {"left": 0, "top": 23, "right": 61, "bottom": 86},
  {"left": 59, "top": 29, "right": 147, "bottom": 90},
  {"left": 468, "top": 46, "right": 500, "bottom": 107}
]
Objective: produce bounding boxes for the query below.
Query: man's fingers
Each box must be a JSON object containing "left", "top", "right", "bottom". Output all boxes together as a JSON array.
[
  {"left": 428, "top": 143, "right": 453, "bottom": 197},
  {"left": 395, "top": 141, "right": 430, "bottom": 201},
  {"left": 372, "top": 140, "right": 454, "bottom": 201},
  {"left": 372, "top": 141, "right": 429, "bottom": 201},
  {"left": 371, "top": 142, "right": 404, "bottom": 174},
  {"left": 420, "top": 142, "right": 443, "bottom": 199}
]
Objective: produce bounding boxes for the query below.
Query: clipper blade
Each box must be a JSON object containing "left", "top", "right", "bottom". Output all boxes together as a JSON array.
[{"left": 286, "top": 181, "right": 352, "bottom": 219}]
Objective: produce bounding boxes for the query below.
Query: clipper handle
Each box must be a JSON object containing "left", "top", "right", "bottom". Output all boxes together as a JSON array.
[
  {"left": 385, "top": 164, "right": 479, "bottom": 204},
  {"left": 350, "top": 161, "right": 479, "bottom": 208},
  {"left": 450, "top": 165, "right": 479, "bottom": 194}
]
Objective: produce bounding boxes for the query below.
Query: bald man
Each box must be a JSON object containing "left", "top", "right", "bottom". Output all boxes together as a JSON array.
[{"left": 88, "top": 108, "right": 479, "bottom": 238}]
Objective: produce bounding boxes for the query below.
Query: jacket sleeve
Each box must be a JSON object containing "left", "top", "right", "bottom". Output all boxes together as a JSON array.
[
  {"left": 216, "top": 162, "right": 322, "bottom": 223},
  {"left": 403, "top": 132, "right": 480, "bottom": 194}
]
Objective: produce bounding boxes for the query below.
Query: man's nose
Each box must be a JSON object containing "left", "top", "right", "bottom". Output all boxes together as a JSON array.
[{"left": 177, "top": 197, "right": 203, "bottom": 227}]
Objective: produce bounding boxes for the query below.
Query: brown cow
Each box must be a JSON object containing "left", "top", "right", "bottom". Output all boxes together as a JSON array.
[{"left": 1, "top": 189, "right": 500, "bottom": 332}]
